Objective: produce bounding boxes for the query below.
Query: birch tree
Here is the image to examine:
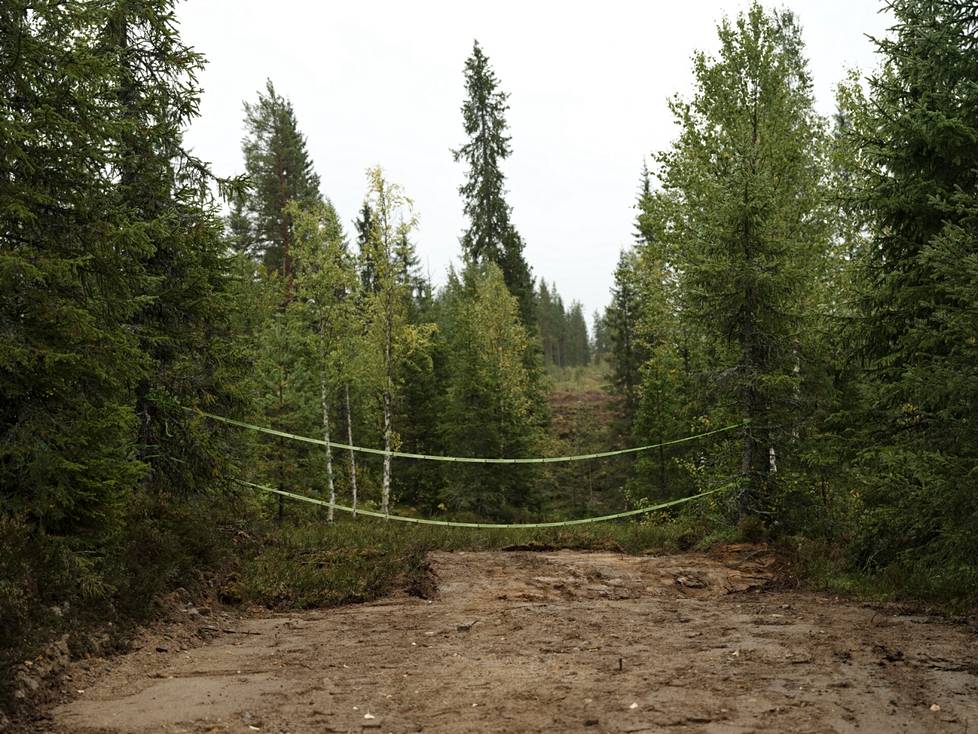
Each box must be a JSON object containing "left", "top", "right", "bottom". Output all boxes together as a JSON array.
[
  {"left": 361, "top": 167, "right": 433, "bottom": 516},
  {"left": 287, "top": 202, "right": 354, "bottom": 521}
]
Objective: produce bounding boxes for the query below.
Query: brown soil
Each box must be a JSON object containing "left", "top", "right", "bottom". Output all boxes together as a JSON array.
[
  {"left": 47, "top": 549, "right": 977, "bottom": 733},
  {"left": 549, "top": 387, "right": 619, "bottom": 443}
]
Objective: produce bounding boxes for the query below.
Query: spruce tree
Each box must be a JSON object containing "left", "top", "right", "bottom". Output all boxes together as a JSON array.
[
  {"left": 439, "top": 264, "right": 541, "bottom": 518},
  {"left": 658, "top": 4, "right": 829, "bottom": 515},
  {"left": 1, "top": 1, "right": 143, "bottom": 538},
  {"left": 592, "top": 310, "right": 610, "bottom": 361},
  {"left": 1, "top": 0, "right": 247, "bottom": 540},
  {"left": 108, "top": 1, "right": 249, "bottom": 497},
  {"left": 551, "top": 289, "right": 567, "bottom": 367},
  {"left": 631, "top": 192, "right": 688, "bottom": 499},
  {"left": 453, "top": 40, "right": 535, "bottom": 325},
  {"left": 634, "top": 162, "right": 657, "bottom": 246},
  {"left": 605, "top": 249, "right": 646, "bottom": 420},
  {"left": 537, "top": 282, "right": 556, "bottom": 364},
  {"left": 846, "top": 0, "right": 978, "bottom": 586},
  {"left": 566, "top": 302, "right": 590, "bottom": 366},
  {"left": 354, "top": 201, "right": 378, "bottom": 295}
]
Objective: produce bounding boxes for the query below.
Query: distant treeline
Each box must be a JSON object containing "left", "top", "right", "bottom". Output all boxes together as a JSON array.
[{"left": 537, "top": 281, "right": 590, "bottom": 368}]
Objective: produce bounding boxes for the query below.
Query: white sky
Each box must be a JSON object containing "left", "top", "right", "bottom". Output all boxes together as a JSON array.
[{"left": 178, "top": 0, "right": 891, "bottom": 323}]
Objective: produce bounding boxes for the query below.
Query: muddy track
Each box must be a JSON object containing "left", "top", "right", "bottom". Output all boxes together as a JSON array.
[{"left": 49, "top": 549, "right": 977, "bottom": 733}]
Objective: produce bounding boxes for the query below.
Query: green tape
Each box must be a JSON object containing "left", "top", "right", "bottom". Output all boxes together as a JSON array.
[
  {"left": 190, "top": 408, "right": 741, "bottom": 464},
  {"left": 235, "top": 479, "right": 735, "bottom": 528}
]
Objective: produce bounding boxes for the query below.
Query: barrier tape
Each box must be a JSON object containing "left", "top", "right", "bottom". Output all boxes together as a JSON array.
[
  {"left": 235, "top": 479, "right": 735, "bottom": 528},
  {"left": 190, "top": 409, "right": 742, "bottom": 464}
]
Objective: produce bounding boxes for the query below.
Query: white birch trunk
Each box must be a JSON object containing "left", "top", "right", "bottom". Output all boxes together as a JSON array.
[
  {"left": 345, "top": 383, "right": 358, "bottom": 516},
  {"left": 320, "top": 377, "right": 335, "bottom": 524},
  {"left": 381, "top": 302, "right": 393, "bottom": 518}
]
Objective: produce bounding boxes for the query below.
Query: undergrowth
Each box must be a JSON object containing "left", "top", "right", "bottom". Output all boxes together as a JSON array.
[
  {"left": 0, "top": 493, "right": 250, "bottom": 714},
  {"left": 232, "top": 507, "right": 733, "bottom": 609},
  {"left": 786, "top": 535, "right": 978, "bottom": 615}
]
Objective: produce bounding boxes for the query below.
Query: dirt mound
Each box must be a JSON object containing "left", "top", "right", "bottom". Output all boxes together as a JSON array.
[{"left": 48, "top": 550, "right": 978, "bottom": 733}]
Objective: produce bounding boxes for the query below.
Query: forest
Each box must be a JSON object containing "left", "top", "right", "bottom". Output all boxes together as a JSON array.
[{"left": 1, "top": 0, "right": 977, "bottom": 723}]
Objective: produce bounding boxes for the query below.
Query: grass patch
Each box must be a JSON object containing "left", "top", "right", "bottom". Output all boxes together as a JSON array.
[
  {"left": 786, "top": 535, "right": 978, "bottom": 615},
  {"left": 546, "top": 363, "right": 609, "bottom": 392},
  {"left": 233, "top": 509, "right": 736, "bottom": 609},
  {"left": 233, "top": 523, "right": 434, "bottom": 609}
]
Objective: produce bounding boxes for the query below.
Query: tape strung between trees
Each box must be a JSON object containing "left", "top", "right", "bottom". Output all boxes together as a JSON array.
[
  {"left": 189, "top": 408, "right": 743, "bottom": 464},
  {"left": 235, "top": 479, "right": 737, "bottom": 529}
]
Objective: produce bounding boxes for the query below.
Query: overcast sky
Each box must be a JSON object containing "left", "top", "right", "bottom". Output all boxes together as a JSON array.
[{"left": 178, "top": 0, "right": 891, "bottom": 323}]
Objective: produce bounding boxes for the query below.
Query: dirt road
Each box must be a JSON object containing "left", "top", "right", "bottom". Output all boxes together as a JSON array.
[{"left": 52, "top": 549, "right": 977, "bottom": 733}]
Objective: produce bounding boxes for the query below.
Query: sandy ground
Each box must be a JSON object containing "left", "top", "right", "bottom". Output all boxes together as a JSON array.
[{"left": 49, "top": 548, "right": 978, "bottom": 734}]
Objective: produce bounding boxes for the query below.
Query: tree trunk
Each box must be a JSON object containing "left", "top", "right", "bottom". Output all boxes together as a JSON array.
[
  {"left": 345, "top": 383, "right": 358, "bottom": 516},
  {"left": 381, "top": 386, "right": 392, "bottom": 517},
  {"left": 381, "top": 298, "right": 394, "bottom": 517},
  {"left": 656, "top": 362, "right": 666, "bottom": 497},
  {"left": 277, "top": 368, "right": 285, "bottom": 523},
  {"left": 738, "top": 289, "right": 759, "bottom": 520},
  {"left": 739, "top": 96, "right": 763, "bottom": 521},
  {"left": 320, "top": 377, "right": 335, "bottom": 524}
]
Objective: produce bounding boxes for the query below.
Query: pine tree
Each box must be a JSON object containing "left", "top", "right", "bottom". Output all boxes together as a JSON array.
[
  {"left": 234, "top": 81, "right": 339, "bottom": 514},
  {"left": 658, "top": 4, "right": 829, "bottom": 515},
  {"left": 846, "top": 0, "right": 978, "bottom": 585},
  {"left": 453, "top": 40, "right": 535, "bottom": 325},
  {"left": 239, "top": 80, "right": 324, "bottom": 284}
]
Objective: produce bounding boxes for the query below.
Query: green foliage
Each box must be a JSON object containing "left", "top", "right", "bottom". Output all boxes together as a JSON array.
[
  {"left": 236, "top": 508, "right": 742, "bottom": 610},
  {"left": 1, "top": 3, "right": 259, "bottom": 708},
  {"left": 825, "top": 0, "right": 978, "bottom": 597},
  {"left": 655, "top": 3, "right": 831, "bottom": 513},
  {"left": 230, "top": 84, "right": 354, "bottom": 520},
  {"left": 0, "top": 495, "right": 246, "bottom": 708},
  {"left": 359, "top": 167, "right": 436, "bottom": 514},
  {"left": 604, "top": 250, "right": 647, "bottom": 421},
  {"left": 454, "top": 40, "right": 535, "bottom": 325},
  {"left": 239, "top": 522, "right": 432, "bottom": 608},
  {"left": 1, "top": 1, "right": 144, "bottom": 540},
  {"left": 238, "top": 80, "right": 326, "bottom": 277},
  {"left": 7, "top": 4, "right": 978, "bottom": 704},
  {"left": 1, "top": 0, "right": 245, "bottom": 533},
  {"left": 438, "top": 264, "right": 544, "bottom": 518},
  {"left": 536, "top": 281, "right": 591, "bottom": 368}
]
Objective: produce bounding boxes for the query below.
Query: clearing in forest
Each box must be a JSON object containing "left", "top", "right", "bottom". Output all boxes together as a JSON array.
[{"left": 50, "top": 547, "right": 977, "bottom": 733}]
